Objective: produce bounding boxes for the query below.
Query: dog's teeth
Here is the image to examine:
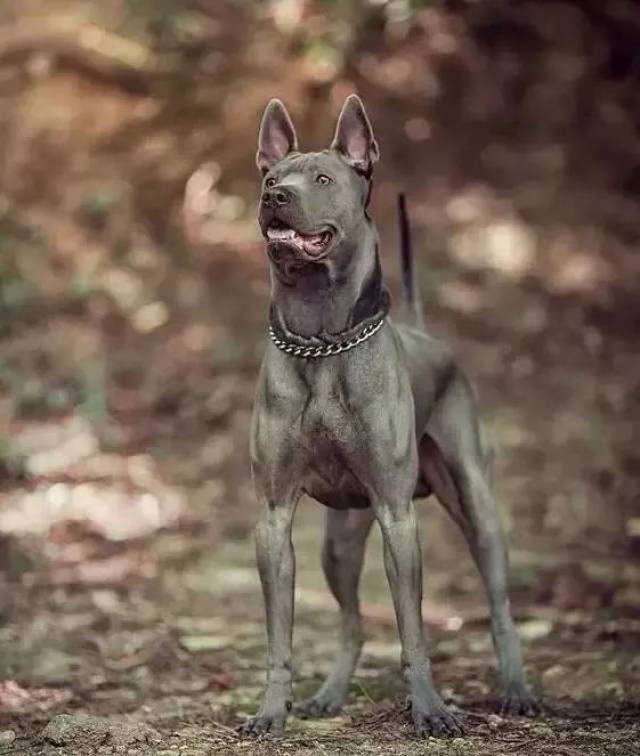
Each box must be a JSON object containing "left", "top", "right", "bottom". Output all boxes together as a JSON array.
[
  {"left": 267, "top": 227, "right": 298, "bottom": 241},
  {"left": 266, "top": 226, "right": 330, "bottom": 254}
]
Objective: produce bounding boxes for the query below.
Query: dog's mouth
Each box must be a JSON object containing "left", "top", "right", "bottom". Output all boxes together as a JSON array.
[{"left": 264, "top": 220, "right": 334, "bottom": 258}]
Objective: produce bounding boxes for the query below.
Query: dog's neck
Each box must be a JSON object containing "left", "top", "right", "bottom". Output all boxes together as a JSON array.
[{"left": 268, "top": 220, "right": 388, "bottom": 341}]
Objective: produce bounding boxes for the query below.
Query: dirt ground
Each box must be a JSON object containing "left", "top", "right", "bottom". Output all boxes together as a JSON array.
[
  {"left": 1, "top": 1, "right": 639, "bottom": 755},
  {"left": 1, "top": 497, "right": 639, "bottom": 756}
]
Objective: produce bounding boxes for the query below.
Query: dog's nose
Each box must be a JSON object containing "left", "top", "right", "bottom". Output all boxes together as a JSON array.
[{"left": 262, "top": 187, "right": 292, "bottom": 207}]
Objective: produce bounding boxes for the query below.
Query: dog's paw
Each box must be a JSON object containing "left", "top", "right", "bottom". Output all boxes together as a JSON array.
[
  {"left": 295, "top": 690, "right": 344, "bottom": 719},
  {"left": 411, "top": 703, "right": 466, "bottom": 738},
  {"left": 500, "top": 687, "right": 540, "bottom": 718},
  {"left": 237, "top": 709, "right": 288, "bottom": 737}
]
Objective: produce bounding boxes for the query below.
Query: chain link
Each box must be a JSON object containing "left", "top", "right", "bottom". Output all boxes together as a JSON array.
[{"left": 268, "top": 317, "right": 385, "bottom": 359}]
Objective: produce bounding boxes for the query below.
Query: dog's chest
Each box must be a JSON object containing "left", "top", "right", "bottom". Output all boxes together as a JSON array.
[{"left": 294, "top": 368, "right": 370, "bottom": 508}]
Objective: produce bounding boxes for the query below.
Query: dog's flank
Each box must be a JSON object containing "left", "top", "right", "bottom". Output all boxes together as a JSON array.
[{"left": 238, "top": 94, "right": 539, "bottom": 740}]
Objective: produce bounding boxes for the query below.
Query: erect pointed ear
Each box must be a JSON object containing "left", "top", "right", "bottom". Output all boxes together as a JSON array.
[
  {"left": 330, "top": 94, "right": 379, "bottom": 174},
  {"left": 256, "top": 99, "right": 298, "bottom": 174}
]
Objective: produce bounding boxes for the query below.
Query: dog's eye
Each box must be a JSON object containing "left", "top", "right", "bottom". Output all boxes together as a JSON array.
[
  {"left": 265, "top": 177, "right": 277, "bottom": 188},
  {"left": 316, "top": 174, "right": 332, "bottom": 185}
]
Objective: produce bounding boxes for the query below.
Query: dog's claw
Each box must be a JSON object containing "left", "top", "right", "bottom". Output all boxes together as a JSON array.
[
  {"left": 295, "top": 694, "right": 344, "bottom": 719},
  {"left": 411, "top": 703, "right": 466, "bottom": 738},
  {"left": 237, "top": 711, "right": 287, "bottom": 737},
  {"left": 500, "top": 689, "right": 540, "bottom": 718}
]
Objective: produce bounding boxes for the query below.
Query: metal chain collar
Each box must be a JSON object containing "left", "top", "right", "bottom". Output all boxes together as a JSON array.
[{"left": 269, "top": 316, "right": 385, "bottom": 359}]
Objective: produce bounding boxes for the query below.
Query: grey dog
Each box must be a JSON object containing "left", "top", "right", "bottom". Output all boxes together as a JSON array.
[{"left": 239, "top": 94, "right": 539, "bottom": 739}]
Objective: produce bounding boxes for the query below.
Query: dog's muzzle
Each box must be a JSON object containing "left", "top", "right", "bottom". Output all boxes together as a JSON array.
[{"left": 261, "top": 187, "right": 292, "bottom": 207}]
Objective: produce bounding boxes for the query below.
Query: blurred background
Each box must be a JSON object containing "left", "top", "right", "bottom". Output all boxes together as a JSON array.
[{"left": 0, "top": 1, "right": 638, "bottom": 754}]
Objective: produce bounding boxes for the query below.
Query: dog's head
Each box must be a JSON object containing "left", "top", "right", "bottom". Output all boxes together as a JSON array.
[{"left": 257, "top": 95, "right": 379, "bottom": 266}]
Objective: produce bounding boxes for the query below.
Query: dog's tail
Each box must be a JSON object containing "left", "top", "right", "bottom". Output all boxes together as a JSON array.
[{"left": 398, "top": 193, "right": 424, "bottom": 328}]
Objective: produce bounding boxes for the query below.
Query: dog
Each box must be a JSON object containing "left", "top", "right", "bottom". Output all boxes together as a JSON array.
[{"left": 239, "top": 94, "right": 539, "bottom": 738}]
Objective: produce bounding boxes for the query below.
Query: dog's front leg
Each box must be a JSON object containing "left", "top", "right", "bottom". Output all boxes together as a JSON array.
[
  {"left": 239, "top": 495, "right": 298, "bottom": 736},
  {"left": 373, "top": 496, "right": 465, "bottom": 738}
]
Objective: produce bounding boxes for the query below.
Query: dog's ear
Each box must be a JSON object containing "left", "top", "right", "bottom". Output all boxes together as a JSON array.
[
  {"left": 257, "top": 99, "right": 298, "bottom": 174},
  {"left": 331, "top": 94, "right": 379, "bottom": 174}
]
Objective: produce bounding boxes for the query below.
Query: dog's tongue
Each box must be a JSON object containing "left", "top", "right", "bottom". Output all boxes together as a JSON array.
[{"left": 267, "top": 226, "right": 326, "bottom": 254}]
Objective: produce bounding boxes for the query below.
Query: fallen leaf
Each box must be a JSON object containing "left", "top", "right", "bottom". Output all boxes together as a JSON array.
[{"left": 207, "top": 671, "right": 233, "bottom": 691}]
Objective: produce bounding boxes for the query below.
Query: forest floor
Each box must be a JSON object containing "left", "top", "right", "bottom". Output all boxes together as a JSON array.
[{"left": 0, "top": 499, "right": 638, "bottom": 756}]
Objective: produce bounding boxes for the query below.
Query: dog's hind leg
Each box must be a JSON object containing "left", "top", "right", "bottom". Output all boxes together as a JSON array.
[
  {"left": 421, "top": 374, "right": 539, "bottom": 716},
  {"left": 296, "top": 507, "right": 375, "bottom": 718}
]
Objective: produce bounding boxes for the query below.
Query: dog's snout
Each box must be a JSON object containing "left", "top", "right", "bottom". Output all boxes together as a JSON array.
[{"left": 261, "top": 187, "right": 292, "bottom": 207}]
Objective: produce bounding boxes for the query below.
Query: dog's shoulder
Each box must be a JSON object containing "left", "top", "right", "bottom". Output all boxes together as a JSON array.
[{"left": 392, "top": 321, "right": 455, "bottom": 375}]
